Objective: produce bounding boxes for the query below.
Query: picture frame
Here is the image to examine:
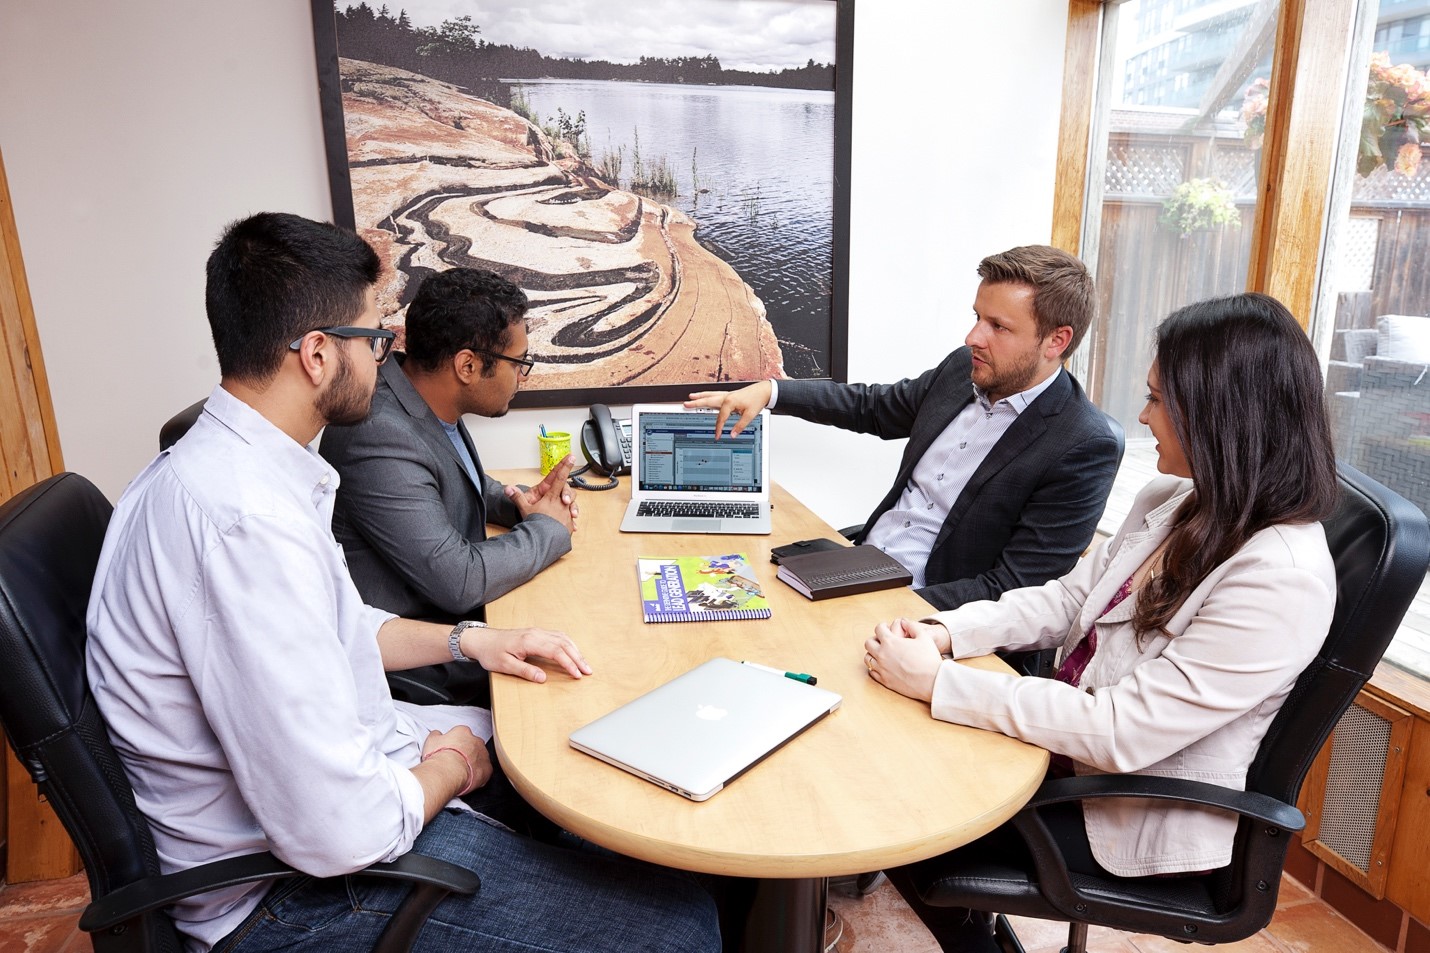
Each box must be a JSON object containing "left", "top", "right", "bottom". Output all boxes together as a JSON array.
[{"left": 311, "top": 0, "right": 852, "bottom": 408}]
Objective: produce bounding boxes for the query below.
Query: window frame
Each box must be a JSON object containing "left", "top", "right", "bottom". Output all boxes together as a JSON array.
[
  {"left": 1053, "top": 0, "right": 1358, "bottom": 328},
  {"left": 1052, "top": 0, "right": 1420, "bottom": 698}
]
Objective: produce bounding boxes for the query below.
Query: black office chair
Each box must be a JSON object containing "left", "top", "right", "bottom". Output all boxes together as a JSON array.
[
  {"left": 898, "top": 462, "right": 1430, "bottom": 953},
  {"left": 0, "top": 472, "right": 480, "bottom": 953},
  {"left": 158, "top": 398, "right": 207, "bottom": 451}
]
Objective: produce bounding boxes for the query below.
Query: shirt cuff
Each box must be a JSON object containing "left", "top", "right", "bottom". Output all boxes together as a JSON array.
[{"left": 767, "top": 378, "right": 779, "bottom": 408}]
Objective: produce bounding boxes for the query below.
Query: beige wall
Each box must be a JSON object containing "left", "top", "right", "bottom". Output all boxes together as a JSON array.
[{"left": 0, "top": 0, "right": 1069, "bottom": 528}]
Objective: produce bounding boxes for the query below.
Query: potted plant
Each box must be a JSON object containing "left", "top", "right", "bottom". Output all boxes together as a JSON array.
[
  {"left": 1159, "top": 179, "right": 1242, "bottom": 237},
  {"left": 1361, "top": 52, "right": 1430, "bottom": 176},
  {"left": 1240, "top": 55, "right": 1430, "bottom": 177}
]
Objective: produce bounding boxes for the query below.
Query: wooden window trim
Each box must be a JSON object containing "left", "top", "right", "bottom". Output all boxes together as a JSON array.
[
  {"left": 1, "top": 144, "right": 74, "bottom": 882},
  {"left": 1052, "top": 0, "right": 1104, "bottom": 258}
]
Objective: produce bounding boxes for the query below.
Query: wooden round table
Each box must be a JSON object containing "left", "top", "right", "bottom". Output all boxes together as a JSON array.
[{"left": 486, "top": 472, "right": 1049, "bottom": 951}]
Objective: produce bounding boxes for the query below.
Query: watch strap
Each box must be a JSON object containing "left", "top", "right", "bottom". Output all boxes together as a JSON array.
[{"left": 448, "top": 620, "right": 486, "bottom": 663}]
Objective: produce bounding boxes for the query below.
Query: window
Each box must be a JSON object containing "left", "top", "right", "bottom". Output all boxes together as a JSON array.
[
  {"left": 1060, "top": 0, "right": 1430, "bottom": 681},
  {"left": 1312, "top": 0, "right": 1430, "bottom": 676},
  {"left": 1071, "top": 0, "right": 1274, "bottom": 429}
]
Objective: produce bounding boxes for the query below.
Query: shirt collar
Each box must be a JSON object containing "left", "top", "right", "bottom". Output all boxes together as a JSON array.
[
  {"left": 973, "top": 366, "right": 1063, "bottom": 414},
  {"left": 1145, "top": 479, "right": 1195, "bottom": 526},
  {"left": 204, "top": 384, "right": 339, "bottom": 499}
]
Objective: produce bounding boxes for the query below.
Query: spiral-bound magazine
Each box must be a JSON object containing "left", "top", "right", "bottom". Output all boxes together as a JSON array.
[{"left": 638, "top": 553, "right": 772, "bottom": 622}]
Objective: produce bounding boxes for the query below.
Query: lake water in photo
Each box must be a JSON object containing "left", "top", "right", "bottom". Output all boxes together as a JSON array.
[{"left": 511, "top": 79, "right": 835, "bottom": 377}]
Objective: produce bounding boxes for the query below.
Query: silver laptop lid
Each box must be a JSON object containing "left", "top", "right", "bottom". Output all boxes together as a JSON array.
[
  {"left": 569, "top": 657, "right": 841, "bottom": 800},
  {"left": 628, "top": 405, "right": 770, "bottom": 505}
]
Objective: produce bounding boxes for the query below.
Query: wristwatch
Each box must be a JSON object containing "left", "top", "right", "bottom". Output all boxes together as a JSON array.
[{"left": 448, "top": 620, "right": 486, "bottom": 663}]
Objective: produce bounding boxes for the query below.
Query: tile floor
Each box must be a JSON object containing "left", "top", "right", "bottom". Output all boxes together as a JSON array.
[
  {"left": 0, "top": 868, "right": 1388, "bottom": 952},
  {"left": 824, "top": 870, "right": 1389, "bottom": 952}
]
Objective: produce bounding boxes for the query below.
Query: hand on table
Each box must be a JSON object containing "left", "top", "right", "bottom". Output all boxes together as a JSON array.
[
  {"left": 685, "top": 381, "right": 772, "bottom": 439},
  {"left": 506, "top": 455, "right": 579, "bottom": 532},
  {"left": 464, "top": 625, "right": 593, "bottom": 683},
  {"left": 864, "top": 618, "right": 948, "bottom": 703}
]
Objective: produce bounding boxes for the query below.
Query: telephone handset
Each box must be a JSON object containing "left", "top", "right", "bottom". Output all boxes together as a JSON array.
[{"left": 571, "top": 404, "right": 631, "bottom": 490}]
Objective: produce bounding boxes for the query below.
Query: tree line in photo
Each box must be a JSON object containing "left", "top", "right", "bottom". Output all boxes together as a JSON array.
[{"left": 333, "top": 3, "right": 836, "bottom": 92}]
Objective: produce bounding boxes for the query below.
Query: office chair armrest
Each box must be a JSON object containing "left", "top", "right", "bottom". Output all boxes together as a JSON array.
[
  {"left": 1019, "top": 773, "right": 1305, "bottom": 831},
  {"left": 79, "top": 851, "right": 480, "bottom": 932},
  {"left": 837, "top": 523, "right": 864, "bottom": 541},
  {"left": 1006, "top": 774, "right": 1302, "bottom": 930}
]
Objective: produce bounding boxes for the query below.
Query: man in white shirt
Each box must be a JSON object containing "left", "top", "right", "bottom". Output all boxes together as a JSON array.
[
  {"left": 86, "top": 212, "right": 718, "bottom": 953},
  {"left": 688, "top": 245, "right": 1121, "bottom": 611}
]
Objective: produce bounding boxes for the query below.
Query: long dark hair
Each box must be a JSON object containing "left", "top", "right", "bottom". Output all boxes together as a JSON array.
[{"left": 1133, "top": 292, "right": 1339, "bottom": 637}]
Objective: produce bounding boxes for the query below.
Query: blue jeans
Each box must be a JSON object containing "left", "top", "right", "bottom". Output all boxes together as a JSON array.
[{"left": 212, "top": 809, "right": 720, "bottom": 953}]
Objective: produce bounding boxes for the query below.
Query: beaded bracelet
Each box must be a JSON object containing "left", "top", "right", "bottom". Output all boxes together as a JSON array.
[{"left": 422, "top": 745, "right": 478, "bottom": 796}]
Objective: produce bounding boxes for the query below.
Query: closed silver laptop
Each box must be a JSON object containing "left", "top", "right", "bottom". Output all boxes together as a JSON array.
[
  {"left": 569, "top": 657, "right": 841, "bottom": 801},
  {"left": 619, "top": 405, "right": 772, "bottom": 535}
]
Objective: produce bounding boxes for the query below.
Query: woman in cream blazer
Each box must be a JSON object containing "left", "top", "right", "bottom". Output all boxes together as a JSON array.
[{"left": 867, "top": 293, "right": 1341, "bottom": 949}]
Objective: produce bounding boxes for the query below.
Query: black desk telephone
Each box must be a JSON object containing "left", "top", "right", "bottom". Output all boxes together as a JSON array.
[{"left": 571, "top": 404, "right": 631, "bottom": 490}]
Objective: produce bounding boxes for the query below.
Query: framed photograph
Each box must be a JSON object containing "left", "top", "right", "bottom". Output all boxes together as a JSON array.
[{"left": 311, "top": 0, "right": 852, "bottom": 407}]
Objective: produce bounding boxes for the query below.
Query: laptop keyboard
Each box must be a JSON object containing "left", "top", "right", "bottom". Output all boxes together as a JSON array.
[{"left": 636, "top": 501, "right": 763, "bottom": 519}]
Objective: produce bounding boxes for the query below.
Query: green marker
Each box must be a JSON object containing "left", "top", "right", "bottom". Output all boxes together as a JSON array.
[{"left": 741, "top": 660, "right": 818, "bottom": 686}]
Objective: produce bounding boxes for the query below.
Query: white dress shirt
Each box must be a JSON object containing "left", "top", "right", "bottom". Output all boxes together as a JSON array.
[
  {"left": 86, "top": 384, "right": 490, "bottom": 952},
  {"left": 862, "top": 370, "right": 1062, "bottom": 586}
]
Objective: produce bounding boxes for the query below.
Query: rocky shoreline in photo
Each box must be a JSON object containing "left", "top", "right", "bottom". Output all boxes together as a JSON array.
[{"left": 339, "top": 58, "right": 786, "bottom": 389}]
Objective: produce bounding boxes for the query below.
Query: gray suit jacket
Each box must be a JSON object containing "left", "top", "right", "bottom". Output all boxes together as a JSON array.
[
  {"left": 777, "top": 347, "right": 1121, "bottom": 610},
  {"left": 320, "top": 357, "right": 571, "bottom": 623}
]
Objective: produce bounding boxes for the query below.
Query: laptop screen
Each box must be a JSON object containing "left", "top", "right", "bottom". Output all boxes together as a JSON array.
[{"left": 636, "top": 410, "right": 765, "bottom": 494}]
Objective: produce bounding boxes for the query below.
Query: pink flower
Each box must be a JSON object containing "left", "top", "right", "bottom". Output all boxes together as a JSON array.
[{"left": 1395, "top": 140, "right": 1422, "bottom": 176}]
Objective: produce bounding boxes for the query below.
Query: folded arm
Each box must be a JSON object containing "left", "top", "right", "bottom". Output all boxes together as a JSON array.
[
  {"left": 927, "top": 564, "right": 1333, "bottom": 773},
  {"left": 325, "top": 418, "right": 571, "bottom": 615}
]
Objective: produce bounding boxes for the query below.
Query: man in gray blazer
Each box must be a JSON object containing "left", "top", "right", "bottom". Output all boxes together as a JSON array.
[
  {"left": 321, "top": 269, "right": 577, "bottom": 702},
  {"left": 688, "top": 245, "right": 1121, "bottom": 612}
]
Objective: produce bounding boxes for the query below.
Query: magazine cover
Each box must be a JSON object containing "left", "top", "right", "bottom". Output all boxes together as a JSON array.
[{"left": 637, "top": 553, "right": 772, "bottom": 623}]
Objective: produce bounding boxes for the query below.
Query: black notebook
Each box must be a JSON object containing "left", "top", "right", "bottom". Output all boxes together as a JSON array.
[{"left": 775, "top": 544, "right": 913, "bottom": 601}]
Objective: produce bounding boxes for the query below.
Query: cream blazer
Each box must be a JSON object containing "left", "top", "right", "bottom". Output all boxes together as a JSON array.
[{"left": 925, "top": 476, "right": 1336, "bottom": 876}]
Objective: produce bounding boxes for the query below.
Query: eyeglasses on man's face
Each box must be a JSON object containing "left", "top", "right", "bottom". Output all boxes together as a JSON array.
[
  {"left": 470, "top": 347, "right": 535, "bottom": 377},
  {"left": 288, "top": 326, "right": 397, "bottom": 364}
]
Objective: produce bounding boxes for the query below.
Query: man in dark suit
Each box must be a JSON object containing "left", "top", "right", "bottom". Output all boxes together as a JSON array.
[
  {"left": 687, "top": 245, "right": 1121, "bottom": 611},
  {"left": 321, "top": 268, "right": 578, "bottom": 702}
]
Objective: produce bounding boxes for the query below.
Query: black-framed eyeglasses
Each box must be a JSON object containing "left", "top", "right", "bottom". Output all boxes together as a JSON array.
[
  {"left": 288, "top": 326, "right": 397, "bottom": 364},
  {"left": 470, "top": 348, "right": 535, "bottom": 377}
]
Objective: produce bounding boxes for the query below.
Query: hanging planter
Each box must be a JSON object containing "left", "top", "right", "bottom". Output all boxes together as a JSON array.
[{"left": 1159, "top": 179, "right": 1242, "bottom": 237}]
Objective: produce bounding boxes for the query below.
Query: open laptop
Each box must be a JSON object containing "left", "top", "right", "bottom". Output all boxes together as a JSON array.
[
  {"left": 569, "top": 657, "right": 842, "bottom": 801},
  {"left": 619, "top": 404, "right": 772, "bottom": 534}
]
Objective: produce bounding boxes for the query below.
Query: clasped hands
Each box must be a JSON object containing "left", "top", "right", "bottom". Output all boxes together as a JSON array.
[
  {"left": 505, "top": 454, "right": 580, "bottom": 532},
  {"left": 864, "top": 617, "right": 951, "bottom": 702}
]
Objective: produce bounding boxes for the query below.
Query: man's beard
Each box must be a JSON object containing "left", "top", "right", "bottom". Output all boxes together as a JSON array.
[
  {"left": 972, "top": 344, "right": 1043, "bottom": 401},
  {"left": 318, "top": 348, "right": 374, "bottom": 426}
]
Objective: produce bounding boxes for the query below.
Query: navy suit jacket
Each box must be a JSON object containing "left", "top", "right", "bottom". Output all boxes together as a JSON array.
[{"left": 776, "top": 347, "right": 1121, "bottom": 610}]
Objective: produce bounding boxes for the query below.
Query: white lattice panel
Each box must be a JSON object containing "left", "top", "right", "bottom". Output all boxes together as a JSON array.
[
  {"left": 1105, "top": 142, "right": 1188, "bottom": 196},
  {"left": 1352, "top": 151, "right": 1430, "bottom": 203},
  {"left": 1332, "top": 217, "right": 1380, "bottom": 292}
]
